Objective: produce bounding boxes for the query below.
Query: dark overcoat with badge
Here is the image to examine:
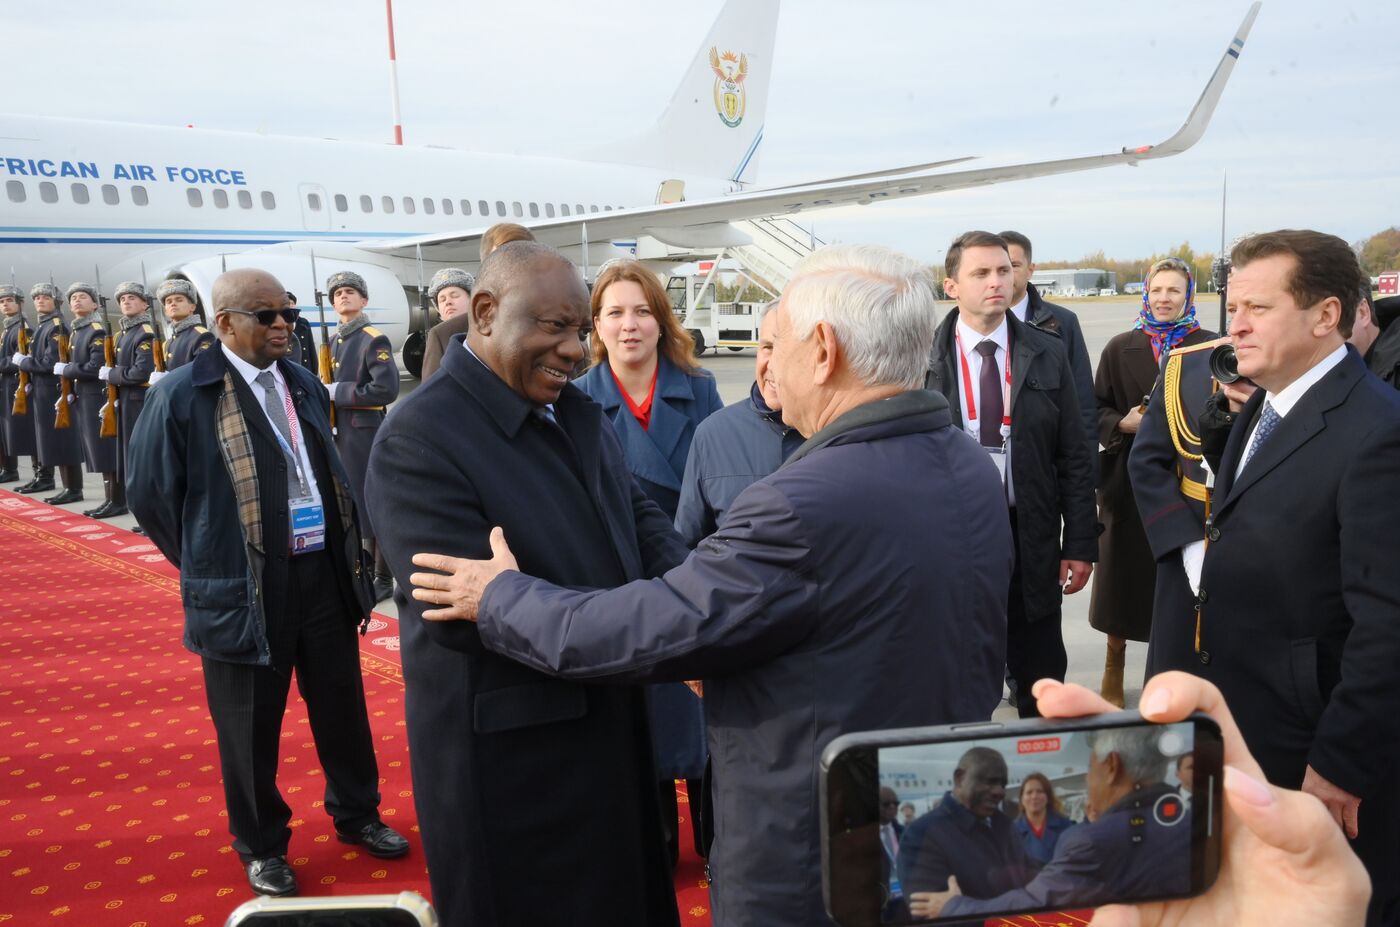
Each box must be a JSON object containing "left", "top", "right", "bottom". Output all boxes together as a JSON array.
[
  {"left": 108, "top": 315, "right": 155, "bottom": 477},
  {"left": 330, "top": 316, "right": 399, "bottom": 529},
  {"left": 1129, "top": 336, "right": 1227, "bottom": 675},
  {"left": 363, "top": 341, "right": 683, "bottom": 927},
  {"left": 1091, "top": 327, "right": 1215, "bottom": 641},
  {"left": 17, "top": 312, "right": 83, "bottom": 467},
  {"left": 472, "top": 390, "right": 1013, "bottom": 927},
  {"left": 58, "top": 317, "right": 119, "bottom": 473},
  {"left": 165, "top": 318, "right": 215, "bottom": 369},
  {"left": 926, "top": 310, "right": 1099, "bottom": 622},
  {"left": 1, "top": 316, "right": 37, "bottom": 457},
  {"left": 574, "top": 354, "right": 723, "bottom": 779},
  {"left": 1159, "top": 347, "right": 1400, "bottom": 925}
]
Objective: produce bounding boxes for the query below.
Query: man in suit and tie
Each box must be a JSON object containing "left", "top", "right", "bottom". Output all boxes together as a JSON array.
[
  {"left": 127, "top": 268, "right": 408, "bottom": 898},
  {"left": 926, "top": 231, "right": 1098, "bottom": 718},
  {"left": 1156, "top": 229, "right": 1400, "bottom": 927}
]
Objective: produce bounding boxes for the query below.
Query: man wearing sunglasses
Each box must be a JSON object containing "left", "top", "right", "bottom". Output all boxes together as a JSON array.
[
  {"left": 127, "top": 267, "right": 409, "bottom": 898},
  {"left": 324, "top": 270, "right": 400, "bottom": 602}
]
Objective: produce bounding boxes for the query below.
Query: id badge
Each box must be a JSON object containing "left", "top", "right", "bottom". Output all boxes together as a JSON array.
[
  {"left": 290, "top": 499, "right": 326, "bottom": 555},
  {"left": 986, "top": 445, "right": 1008, "bottom": 485}
]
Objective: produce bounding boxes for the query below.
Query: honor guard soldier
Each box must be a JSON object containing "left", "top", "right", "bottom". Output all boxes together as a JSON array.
[
  {"left": 0, "top": 285, "right": 39, "bottom": 485},
  {"left": 1128, "top": 332, "right": 1233, "bottom": 678},
  {"left": 17, "top": 283, "right": 85, "bottom": 504},
  {"left": 99, "top": 281, "right": 157, "bottom": 524},
  {"left": 158, "top": 279, "right": 215, "bottom": 369},
  {"left": 325, "top": 270, "right": 399, "bottom": 601},
  {"left": 61, "top": 283, "right": 123, "bottom": 517}
]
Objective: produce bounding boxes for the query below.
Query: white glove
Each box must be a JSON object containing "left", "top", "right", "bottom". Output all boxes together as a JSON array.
[
  {"left": 67, "top": 393, "right": 76, "bottom": 403},
  {"left": 322, "top": 380, "right": 336, "bottom": 399},
  {"left": 10, "top": 352, "right": 24, "bottom": 367},
  {"left": 149, "top": 370, "right": 166, "bottom": 385},
  {"left": 1180, "top": 539, "right": 1206, "bottom": 596},
  {"left": 53, "top": 362, "right": 67, "bottom": 376},
  {"left": 98, "top": 366, "right": 111, "bottom": 382}
]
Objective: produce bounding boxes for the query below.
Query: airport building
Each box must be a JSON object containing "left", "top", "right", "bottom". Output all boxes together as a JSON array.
[{"left": 1030, "top": 268, "right": 1117, "bottom": 297}]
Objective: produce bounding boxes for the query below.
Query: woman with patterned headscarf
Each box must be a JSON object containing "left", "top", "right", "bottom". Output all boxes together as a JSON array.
[{"left": 1088, "top": 258, "right": 1216, "bottom": 706}]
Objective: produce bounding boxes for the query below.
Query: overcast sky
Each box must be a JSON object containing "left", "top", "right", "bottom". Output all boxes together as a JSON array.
[{"left": 8, "top": 0, "right": 1398, "bottom": 263}]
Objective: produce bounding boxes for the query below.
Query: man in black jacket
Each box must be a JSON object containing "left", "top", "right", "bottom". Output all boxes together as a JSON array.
[
  {"left": 128, "top": 268, "right": 408, "bottom": 898},
  {"left": 926, "top": 231, "right": 1098, "bottom": 718}
]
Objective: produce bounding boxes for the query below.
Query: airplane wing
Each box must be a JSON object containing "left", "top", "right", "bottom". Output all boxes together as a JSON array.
[{"left": 360, "top": 2, "right": 1260, "bottom": 266}]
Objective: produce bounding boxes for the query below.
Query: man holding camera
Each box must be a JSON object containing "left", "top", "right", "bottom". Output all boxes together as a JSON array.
[{"left": 1150, "top": 229, "right": 1400, "bottom": 927}]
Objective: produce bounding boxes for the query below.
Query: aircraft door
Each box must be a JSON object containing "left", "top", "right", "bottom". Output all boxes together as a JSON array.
[{"left": 298, "top": 183, "right": 331, "bottom": 231}]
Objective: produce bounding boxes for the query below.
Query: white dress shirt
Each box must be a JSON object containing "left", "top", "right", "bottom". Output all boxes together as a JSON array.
[
  {"left": 1008, "top": 292, "right": 1030, "bottom": 323},
  {"left": 1234, "top": 343, "right": 1348, "bottom": 480},
  {"left": 954, "top": 315, "right": 1015, "bottom": 506},
  {"left": 221, "top": 344, "right": 322, "bottom": 504}
]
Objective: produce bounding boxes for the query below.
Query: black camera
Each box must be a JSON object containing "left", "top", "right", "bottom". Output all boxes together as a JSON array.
[{"left": 1208, "top": 343, "right": 1240, "bottom": 384}]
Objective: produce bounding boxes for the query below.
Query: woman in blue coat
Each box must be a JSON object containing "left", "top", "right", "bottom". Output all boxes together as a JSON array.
[
  {"left": 574, "top": 260, "right": 723, "bottom": 863},
  {"left": 1013, "top": 772, "right": 1076, "bottom": 865}
]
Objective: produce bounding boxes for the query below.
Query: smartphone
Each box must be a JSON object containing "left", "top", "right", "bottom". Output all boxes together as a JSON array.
[
  {"left": 820, "top": 711, "right": 1222, "bottom": 926},
  {"left": 223, "top": 891, "right": 438, "bottom": 927}
]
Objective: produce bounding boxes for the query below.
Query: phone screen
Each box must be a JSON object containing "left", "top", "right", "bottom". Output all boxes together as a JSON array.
[{"left": 824, "top": 717, "right": 1219, "bottom": 925}]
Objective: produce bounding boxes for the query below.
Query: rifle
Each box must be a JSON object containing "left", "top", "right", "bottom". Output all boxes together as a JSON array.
[
  {"left": 96, "top": 267, "right": 119, "bottom": 439},
  {"left": 310, "top": 251, "right": 336, "bottom": 430},
  {"left": 11, "top": 268, "right": 29, "bottom": 417},
  {"left": 1212, "top": 173, "right": 1230, "bottom": 335},
  {"left": 50, "top": 270, "right": 73, "bottom": 430},
  {"left": 143, "top": 264, "right": 168, "bottom": 375}
]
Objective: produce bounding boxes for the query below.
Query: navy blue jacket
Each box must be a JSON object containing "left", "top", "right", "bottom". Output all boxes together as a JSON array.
[
  {"left": 674, "top": 381, "right": 803, "bottom": 547},
  {"left": 945, "top": 783, "right": 1191, "bottom": 916},
  {"left": 476, "top": 390, "right": 1013, "bottom": 927},
  {"left": 574, "top": 354, "right": 723, "bottom": 518},
  {"left": 1026, "top": 283, "right": 1096, "bottom": 466},
  {"left": 898, "top": 793, "right": 1038, "bottom": 899},
  {"left": 1013, "top": 810, "right": 1077, "bottom": 865}
]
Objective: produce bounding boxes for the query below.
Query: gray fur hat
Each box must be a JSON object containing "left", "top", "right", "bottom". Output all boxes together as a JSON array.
[
  {"left": 29, "top": 283, "right": 62, "bottom": 302},
  {"left": 156, "top": 279, "right": 198, "bottom": 304},
  {"left": 428, "top": 267, "right": 475, "bottom": 302},
  {"left": 0, "top": 284, "right": 24, "bottom": 302},
  {"left": 66, "top": 282, "right": 99, "bottom": 303},
  {"left": 113, "top": 281, "right": 150, "bottom": 303},
  {"left": 326, "top": 271, "right": 368, "bottom": 300}
]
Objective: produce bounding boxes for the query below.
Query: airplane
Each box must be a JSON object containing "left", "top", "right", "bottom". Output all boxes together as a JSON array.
[{"left": 0, "top": 0, "right": 1261, "bottom": 376}]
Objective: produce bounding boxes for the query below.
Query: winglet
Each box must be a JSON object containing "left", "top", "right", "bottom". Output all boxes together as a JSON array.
[{"left": 1125, "top": 2, "right": 1261, "bottom": 160}]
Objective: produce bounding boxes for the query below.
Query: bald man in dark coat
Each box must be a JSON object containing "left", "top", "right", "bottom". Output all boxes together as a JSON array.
[{"left": 365, "top": 243, "right": 682, "bottom": 927}]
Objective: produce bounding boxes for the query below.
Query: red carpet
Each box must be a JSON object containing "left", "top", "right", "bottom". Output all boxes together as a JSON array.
[{"left": 0, "top": 490, "right": 713, "bottom": 925}]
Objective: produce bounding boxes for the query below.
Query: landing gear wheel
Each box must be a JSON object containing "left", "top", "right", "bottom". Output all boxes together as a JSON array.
[
  {"left": 727, "top": 347, "right": 744, "bottom": 353},
  {"left": 402, "top": 330, "right": 426, "bottom": 379}
]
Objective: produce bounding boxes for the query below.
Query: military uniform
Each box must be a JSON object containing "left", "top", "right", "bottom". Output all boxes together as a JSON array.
[
  {"left": 1127, "top": 336, "right": 1228, "bottom": 677},
  {"left": 166, "top": 317, "right": 215, "bottom": 369},
  {"left": 0, "top": 300, "right": 38, "bottom": 483},
  {"left": 107, "top": 310, "right": 156, "bottom": 491},
  {"left": 60, "top": 310, "right": 120, "bottom": 474},
  {"left": 329, "top": 313, "right": 399, "bottom": 525},
  {"left": 17, "top": 289, "right": 85, "bottom": 503}
]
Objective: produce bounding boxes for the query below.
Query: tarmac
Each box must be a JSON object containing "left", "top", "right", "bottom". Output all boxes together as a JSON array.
[{"left": 25, "top": 295, "right": 1192, "bottom": 715}]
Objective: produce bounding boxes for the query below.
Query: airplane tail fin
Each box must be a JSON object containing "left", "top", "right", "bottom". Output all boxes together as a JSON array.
[{"left": 611, "top": 0, "right": 779, "bottom": 185}]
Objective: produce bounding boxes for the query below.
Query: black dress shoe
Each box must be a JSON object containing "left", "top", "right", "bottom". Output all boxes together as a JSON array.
[
  {"left": 16, "top": 477, "right": 55, "bottom": 494},
  {"left": 336, "top": 821, "right": 409, "bottom": 859},
  {"left": 83, "top": 501, "right": 111, "bottom": 518},
  {"left": 244, "top": 855, "right": 297, "bottom": 896},
  {"left": 0, "top": 469, "right": 18, "bottom": 483},
  {"left": 44, "top": 489, "right": 83, "bottom": 505},
  {"left": 91, "top": 503, "right": 128, "bottom": 519},
  {"left": 373, "top": 576, "right": 394, "bottom": 603},
  {"left": 131, "top": 525, "right": 146, "bottom": 536}
]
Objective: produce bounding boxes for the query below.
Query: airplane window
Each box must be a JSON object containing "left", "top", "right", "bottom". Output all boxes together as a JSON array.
[
  {"left": 360, "top": 195, "right": 373, "bottom": 213},
  {"left": 132, "top": 185, "right": 149, "bottom": 206},
  {"left": 402, "top": 196, "right": 416, "bottom": 215},
  {"left": 575, "top": 204, "right": 584, "bottom": 214},
  {"left": 480, "top": 200, "right": 489, "bottom": 216},
  {"left": 71, "top": 183, "right": 90, "bottom": 205},
  {"left": 382, "top": 195, "right": 395, "bottom": 214},
  {"left": 5, "top": 180, "right": 24, "bottom": 203},
  {"left": 40, "top": 181, "right": 58, "bottom": 203},
  {"left": 237, "top": 190, "right": 252, "bottom": 208},
  {"left": 213, "top": 189, "right": 229, "bottom": 209},
  {"left": 261, "top": 191, "right": 276, "bottom": 209},
  {"left": 545, "top": 203, "right": 555, "bottom": 218},
  {"left": 423, "top": 198, "right": 436, "bottom": 215},
  {"left": 461, "top": 200, "right": 473, "bottom": 216},
  {"left": 187, "top": 188, "right": 204, "bottom": 207},
  {"left": 604, "top": 205, "right": 613, "bottom": 212},
  {"left": 589, "top": 205, "right": 599, "bottom": 213},
  {"left": 528, "top": 202, "right": 539, "bottom": 218},
  {"left": 512, "top": 201, "right": 523, "bottom": 218},
  {"left": 561, "top": 204, "right": 570, "bottom": 217},
  {"left": 495, "top": 200, "right": 505, "bottom": 216},
  {"left": 442, "top": 198, "right": 453, "bottom": 215},
  {"left": 102, "top": 184, "right": 120, "bottom": 205},
  {"left": 334, "top": 194, "right": 348, "bottom": 212},
  {"left": 307, "top": 192, "right": 322, "bottom": 211}
]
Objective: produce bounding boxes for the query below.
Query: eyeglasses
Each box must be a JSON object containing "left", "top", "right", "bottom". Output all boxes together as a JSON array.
[{"left": 222, "top": 307, "right": 300, "bottom": 326}]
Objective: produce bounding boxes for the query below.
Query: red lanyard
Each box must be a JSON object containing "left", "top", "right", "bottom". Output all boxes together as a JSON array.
[{"left": 955, "top": 329, "right": 1011, "bottom": 426}]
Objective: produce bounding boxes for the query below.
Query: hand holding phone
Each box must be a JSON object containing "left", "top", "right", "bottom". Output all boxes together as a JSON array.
[{"left": 1034, "top": 674, "right": 1370, "bottom": 927}]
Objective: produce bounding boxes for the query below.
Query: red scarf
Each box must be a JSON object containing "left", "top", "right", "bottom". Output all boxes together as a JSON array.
[{"left": 611, "top": 363, "right": 658, "bottom": 431}]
